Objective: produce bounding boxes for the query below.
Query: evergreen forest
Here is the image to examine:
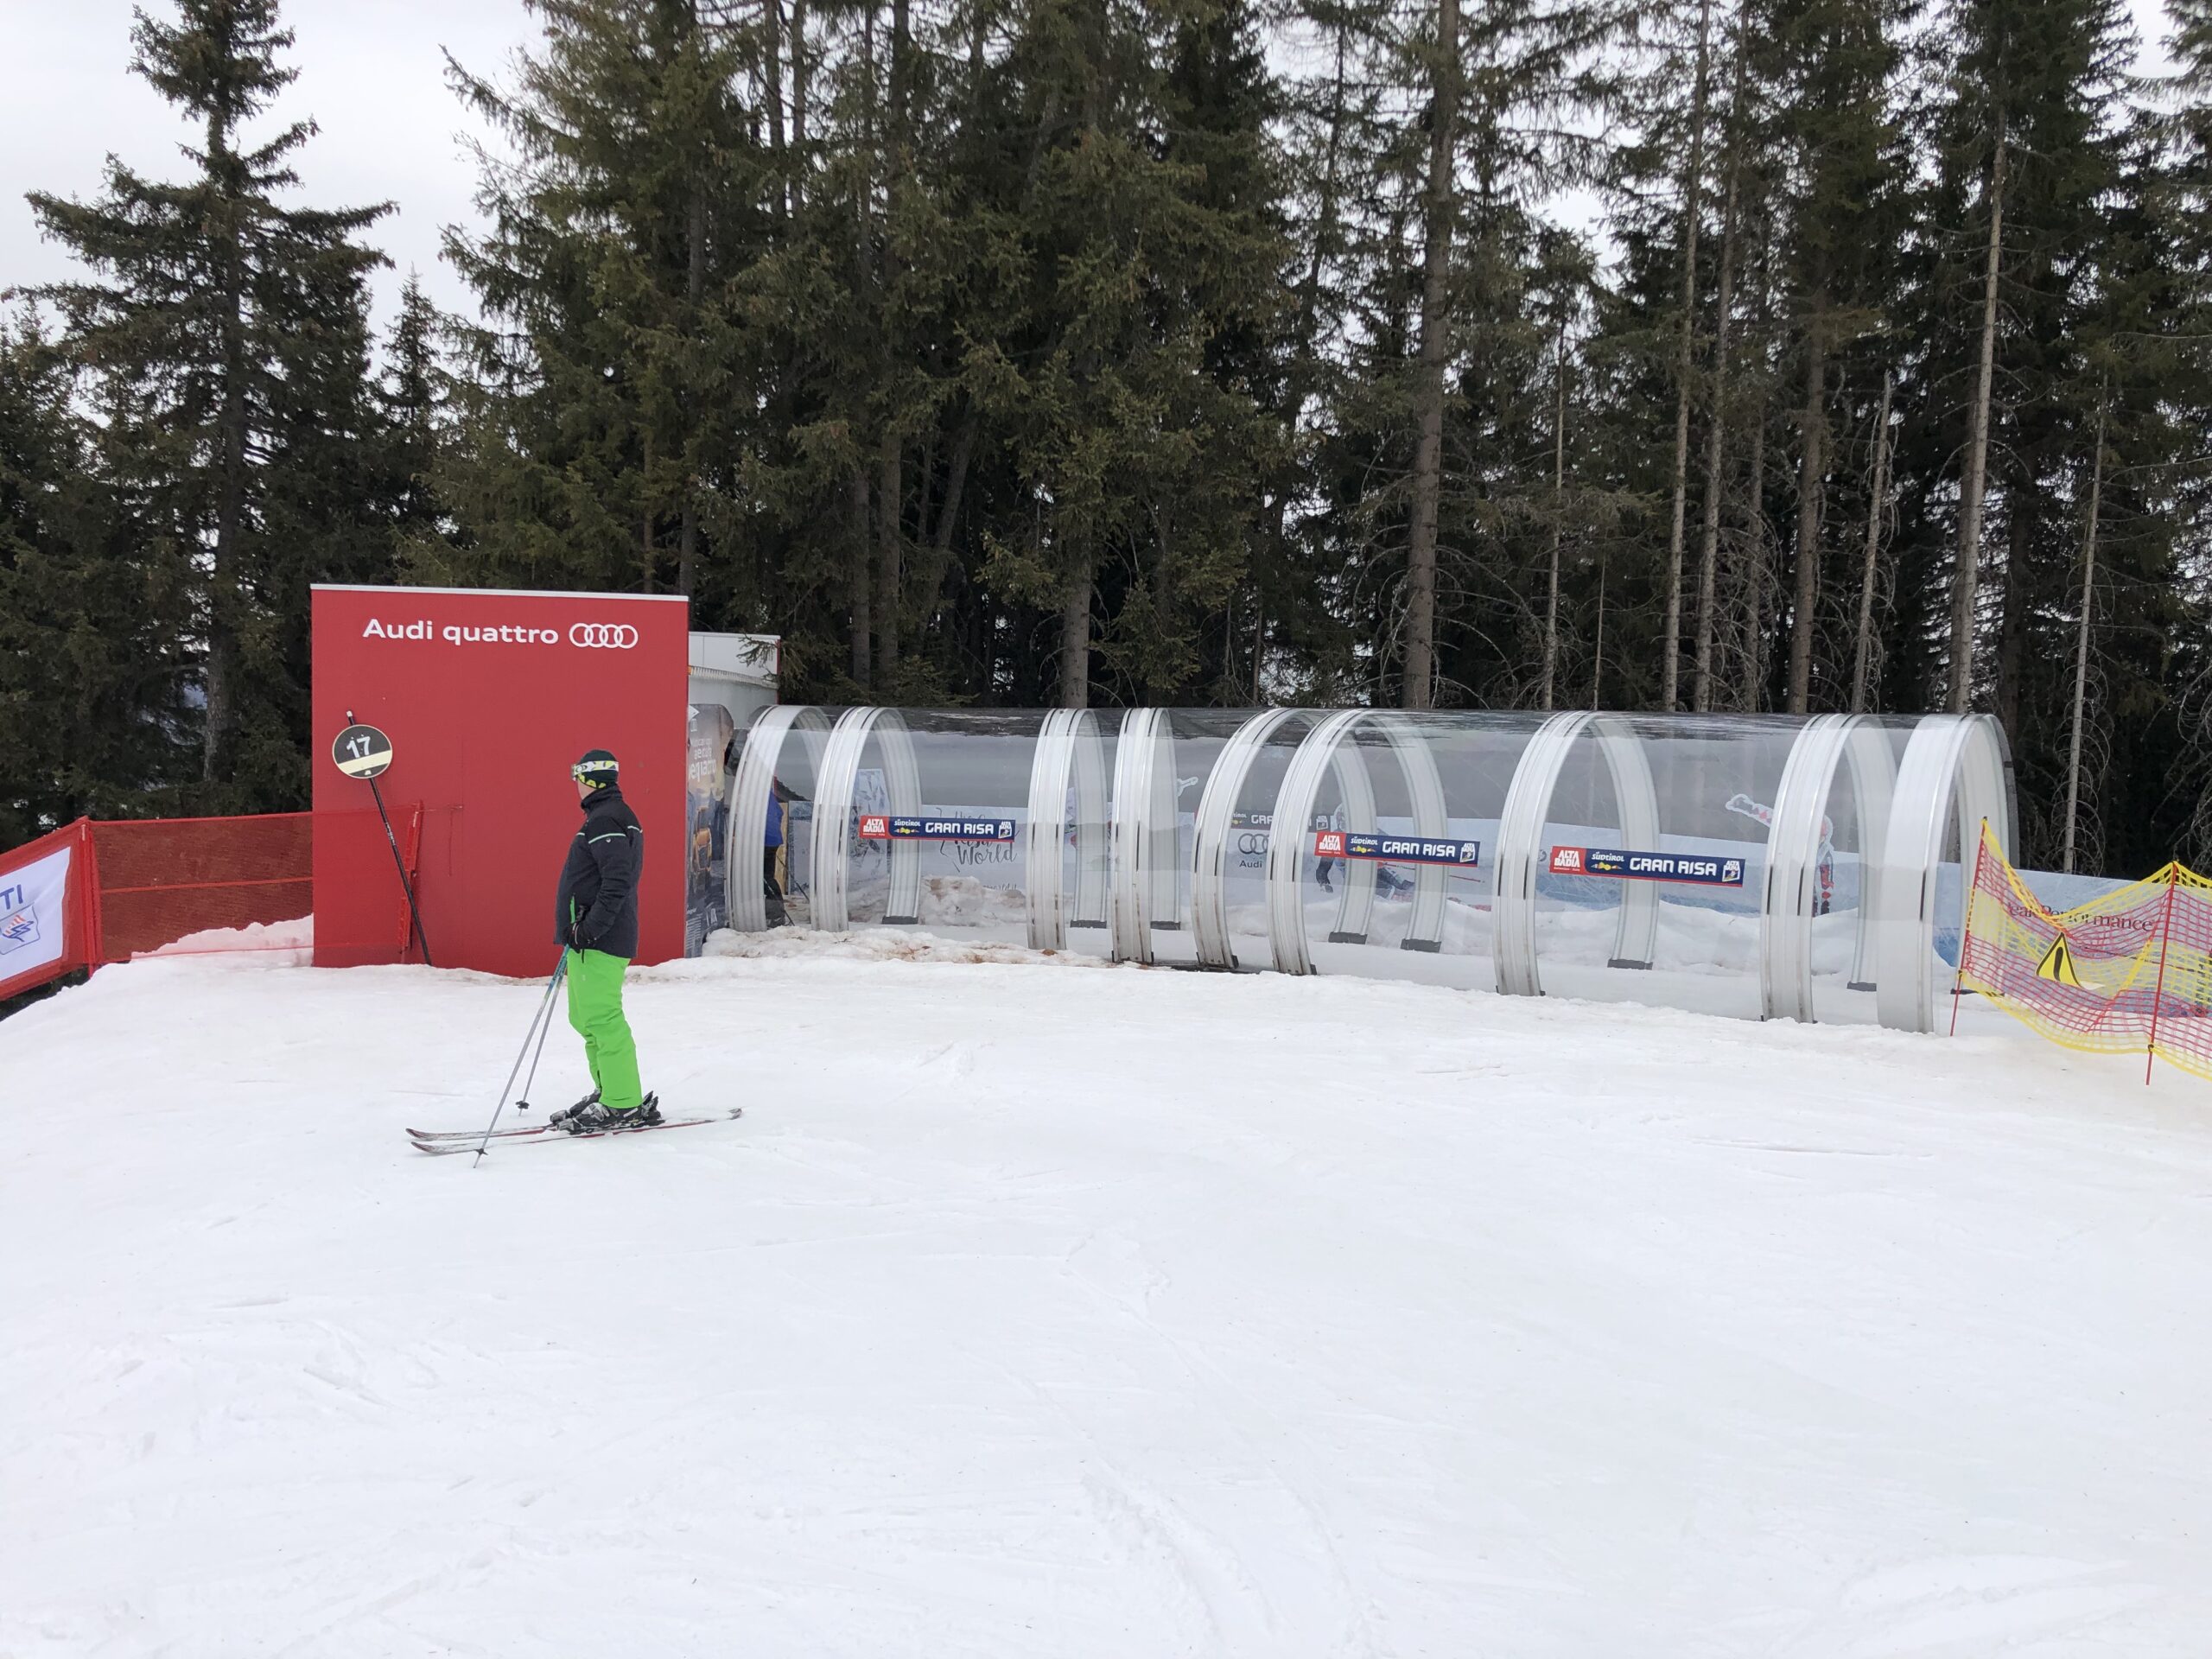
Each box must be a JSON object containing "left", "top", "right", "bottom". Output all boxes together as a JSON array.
[{"left": 4, "top": 0, "right": 2211, "bottom": 877}]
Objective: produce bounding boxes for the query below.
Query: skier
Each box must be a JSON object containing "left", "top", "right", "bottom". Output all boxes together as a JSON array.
[
  {"left": 548, "top": 749, "right": 661, "bottom": 1133},
  {"left": 763, "top": 779, "right": 790, "bottom": 926}
]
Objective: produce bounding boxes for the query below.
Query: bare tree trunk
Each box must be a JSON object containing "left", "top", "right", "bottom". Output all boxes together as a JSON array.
[
  {"left": 640, "top": 430, "right": 657, "bottom": 594},
  {"left": 873, "top": 0, "right": 908, "bottom": 677},
  {"left": 1662, "top": 0, "right": 1716, "bottom": 711},
  {"left": 766, "top": 0, "right": 788, "bottom": 222},
  {"left": 677, "top": 174, "right": 706, "bottom": 597},
  {"left": 1151, "top": 505, "right": 1177, "bottom": 702},
  {"left": 1402, "top": 0, "right": 1460, "bottom": 711},
  {"left": 209, "top": 213, "right": 245, "bottom": 786},
  {"left": 1743, "top": 331, "right": 1771, "bottom": 710},
  {"left": 1591, "top": 556, "right": 1606, "bottom": 709},
  {"left": 875, "top": 431, "right": 901, "bottom": 679},
  {"left": 1693, "top": 26, "right": 1747, "bottom": 714},
  {"left": 1849, "top": 368, "right": 1894, "bottom": 713},
  {"left": 1786, "top": 308, "right": 1827, "bottom": 713},
  {"left": 1541, "top": 318, "right": 1568, "bottom": 711},
  {"left": 1253, "top": 603, "right": 1265, "bottom": 702},
  {"left": 848, "top": 467, "right": 871, "bottom": 689},
  {"left": 789, "top": 0, "right": 809, "bottom": 211},
  {"left": 914, "top": 413, "right": 976, "bottom": 625},
  {"left": 1058, "top": 550, "right": 1094, "bottom": 708},
  {"left": 1949, "top": 116, "right": 2006, "bottom": 714},
  {"left": 2063, "top": 388, "right": 2107, "bottom": 874}
]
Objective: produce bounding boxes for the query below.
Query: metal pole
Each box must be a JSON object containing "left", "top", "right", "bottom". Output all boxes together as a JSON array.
[
  {"left": 2145, "top": 866, "right": 2178, "bottom": 1086},
  {"left": 365, "top": 774, "right": 434, "bottom": 967},
  {"left": 1951, "top": 819, "right": 1988, "bottom": 1038},
  {"left": 474, "top": 954, "right": 568, "bottom": 1166}
]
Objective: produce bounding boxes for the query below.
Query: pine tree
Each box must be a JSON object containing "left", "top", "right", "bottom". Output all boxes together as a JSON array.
[
  {"left": 0, "top": 314, "right": 197, "bottom": 842},
  {"left": 437, "top": 0, "right": 748, "bottom": 600},
  {"left": 29, "top": 0, "right": 391, "bottom": 810},
  {"left": 976, "top": 0, "right": 1287, "bottom": 708},
  {"left": 1765, "top": 0, "right": 1905, "bottom": 713}
]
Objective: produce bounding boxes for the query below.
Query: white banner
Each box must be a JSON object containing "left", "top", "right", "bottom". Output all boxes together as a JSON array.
[{"left": 0, "top": 841, "right": 73, "bottom": 989}]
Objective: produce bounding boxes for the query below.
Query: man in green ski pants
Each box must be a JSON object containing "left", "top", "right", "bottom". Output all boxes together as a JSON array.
[{"left": 547, "top": 748, "right": 661, "bottom": 1133}]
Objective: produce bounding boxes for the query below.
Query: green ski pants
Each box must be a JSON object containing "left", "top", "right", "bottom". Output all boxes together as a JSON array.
[{"left": 565, "top": 947, "right": 644, "bottom": 1109}]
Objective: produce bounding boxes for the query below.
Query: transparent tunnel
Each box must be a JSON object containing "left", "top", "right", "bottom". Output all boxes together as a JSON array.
[{"left": 722, "top": 706, "right": 2014, "bottom": 1033}]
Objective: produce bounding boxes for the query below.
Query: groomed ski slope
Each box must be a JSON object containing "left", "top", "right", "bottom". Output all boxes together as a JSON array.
[{"left": 3, "top": 938, "right": 2209, "bottom": 1657}]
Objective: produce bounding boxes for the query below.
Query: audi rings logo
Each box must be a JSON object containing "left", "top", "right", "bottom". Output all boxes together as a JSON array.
[{"left": 569, "top": 622, "right": 640, "bottom": 649}]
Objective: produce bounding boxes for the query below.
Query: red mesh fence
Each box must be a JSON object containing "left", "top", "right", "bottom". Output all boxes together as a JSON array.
[{"left": 84, "top": 808, "right": 420, "bottom": 963}]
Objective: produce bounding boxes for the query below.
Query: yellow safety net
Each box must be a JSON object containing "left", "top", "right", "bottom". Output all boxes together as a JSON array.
[{"left": 1957, "top": 823, "right": 2212, "bottom": 1082}]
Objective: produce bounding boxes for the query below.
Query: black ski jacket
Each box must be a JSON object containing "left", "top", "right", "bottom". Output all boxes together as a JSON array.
[{"left": 555, "top": 785, "right": 643, "bottom": 958}]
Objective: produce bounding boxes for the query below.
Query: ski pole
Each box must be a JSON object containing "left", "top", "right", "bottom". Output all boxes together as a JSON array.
[
  {"left": 473, "top": 952, "right": 568, "bottom": 1166},
  {"left": 509, "top": 959, "right": 564, "bottom": 1118}
]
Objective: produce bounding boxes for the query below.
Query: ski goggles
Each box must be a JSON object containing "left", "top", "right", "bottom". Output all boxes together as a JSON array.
[{"left": 572, "top": 759, "right": 619, "bottom": 786}]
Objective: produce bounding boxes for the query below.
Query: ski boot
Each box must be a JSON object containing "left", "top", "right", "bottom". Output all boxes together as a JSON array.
[
  {"left": 546, "top": 1089, "right": 600, "bottom": 1132},
  {"left": 556, "top": 1093, "right": 663, "bottom": 1135}
]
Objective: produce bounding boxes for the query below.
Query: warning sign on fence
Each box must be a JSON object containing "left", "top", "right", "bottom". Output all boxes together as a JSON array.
[{"left": 1958, "top": 823, "right": 2212, "bottom": 1082}]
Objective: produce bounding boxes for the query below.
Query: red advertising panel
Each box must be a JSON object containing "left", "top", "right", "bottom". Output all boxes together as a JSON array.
[{"left": 310, "top": 585, "right": 690, "bottom": 976}]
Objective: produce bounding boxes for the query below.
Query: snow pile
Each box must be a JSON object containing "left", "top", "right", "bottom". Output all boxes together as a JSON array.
[
  {"left": 697, "top": 923, "right": 1109, "bottom": 969},
  {"left": 140, "top": 912, "right": 315, "bottom": 964},
  {"left": 3, "top": 949, "right": 2209, "bottom": 1654},
  {"left": 915, "top": 872, "right": 1029, "bottom": 929}
]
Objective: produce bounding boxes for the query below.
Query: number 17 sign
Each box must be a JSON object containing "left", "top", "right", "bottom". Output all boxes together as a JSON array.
[{"left": 332, "top": 722, "right": 394, "bottom": 780}]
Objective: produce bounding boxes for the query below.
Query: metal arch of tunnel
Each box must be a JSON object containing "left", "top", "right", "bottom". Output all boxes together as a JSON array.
[
  {"left": 1842, "top": 722, "right": 1897, "bottom": 991},
  {"left": 1025, "top": 708, "right": 1109, "bottom": 951},
  {"left": 726, "top": 703, "right": 831, "bottom": 933},
  {"left": 1189, "top": 709, "right": 1300, "bottom": 969},
  {"left": 1491, "top": 711, "right": 1666, "bottom": 999},
  {"left": 1107, "top": 709, "right": 1183, "bottom": 965},
  {"left": 1873, "top": 714, "right": 2015, "bottom": 1033},
  {"left": 809, "top": 706, "right": 925, "bottom": 933},
  {"left": 1262, "top": 710, "right": 1454, "bottom": 978},
  {"left": 1758, "top": 714, "right": 1904, "bottom": 1023}
]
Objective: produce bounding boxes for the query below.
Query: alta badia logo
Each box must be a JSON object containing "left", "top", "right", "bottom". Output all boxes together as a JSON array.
[{"left": 359, "top": 618, "right": 641, "bottom": 649}]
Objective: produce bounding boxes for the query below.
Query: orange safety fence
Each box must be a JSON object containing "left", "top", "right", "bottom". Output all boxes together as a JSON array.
[
  {"left": 0, "top": 808, "right": 423, "bottom": 1002},
  {"left": 1956, "top": 822, "right": 2212, "bottom": 1083}
]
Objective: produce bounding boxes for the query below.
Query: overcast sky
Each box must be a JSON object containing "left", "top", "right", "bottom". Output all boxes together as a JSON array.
[
  {"left": 0, "top": 0, "right": 2188, "bottom": 341},
  {"left": 0, "top": 0, "right": 523, "bottom": 333}
]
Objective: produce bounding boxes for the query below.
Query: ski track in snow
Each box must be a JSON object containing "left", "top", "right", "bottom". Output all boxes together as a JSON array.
[{"left": 2, "top": 941, "right": 2209, "bottom": 1656}]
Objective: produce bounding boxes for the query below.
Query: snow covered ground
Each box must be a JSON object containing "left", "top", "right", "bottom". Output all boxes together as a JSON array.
[{"left": 3, "top": 939, "right": 2209, "bottom": 1656}]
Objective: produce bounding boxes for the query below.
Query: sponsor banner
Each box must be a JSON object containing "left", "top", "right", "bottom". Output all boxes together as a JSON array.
[
  {"left": 1313, "top": 830, "right": 1481, "bottom": 868},
  {"left": 858, "top": 815, "right": 1019, "bottom": 843},
  {"left": 1548, "top": 845, "right": 1745, "bottom": 887},
  {"left": 355, "top": 618, "right": 642, "bottom": 650},
  {"left": 0, "top": 840, "right": 73, "bottom": 995},
  {"left": 311, "top": 583, "right": 690, "bottom": 974}
]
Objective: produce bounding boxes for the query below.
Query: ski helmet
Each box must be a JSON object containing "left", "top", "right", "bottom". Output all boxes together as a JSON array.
[{"left": 572, "top": 748, "right": 620, "bottom": 789}]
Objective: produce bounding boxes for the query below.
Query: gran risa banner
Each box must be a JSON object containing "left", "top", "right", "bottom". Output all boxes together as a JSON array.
[
  {"left": 311, "top": 585, "right": 690, "bottom": 976},
  {"left": 1313, "top": 830, "right": 1482, "bottom": 868},
  {"left": 1548, "top": 845, "right": 1746, "bottom": 887},
  {"left": 858, "top": 815, "right": 1020, "bottom": 844}
]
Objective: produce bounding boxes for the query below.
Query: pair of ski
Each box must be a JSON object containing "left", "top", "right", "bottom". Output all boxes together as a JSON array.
[{"left": 407, "top": 1108, "right": 742, "bottom": 1156}]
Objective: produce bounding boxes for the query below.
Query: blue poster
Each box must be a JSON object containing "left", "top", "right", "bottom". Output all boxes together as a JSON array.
[
  {"left": 1314, "top": 830, "right": 1481, "bottom": 868},
  {"left": 859, "top": 815, "right": 1019, "bottom": 843},
  {"left": 1548, "top": 846, "right": 1745, "bottom": 887}
]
